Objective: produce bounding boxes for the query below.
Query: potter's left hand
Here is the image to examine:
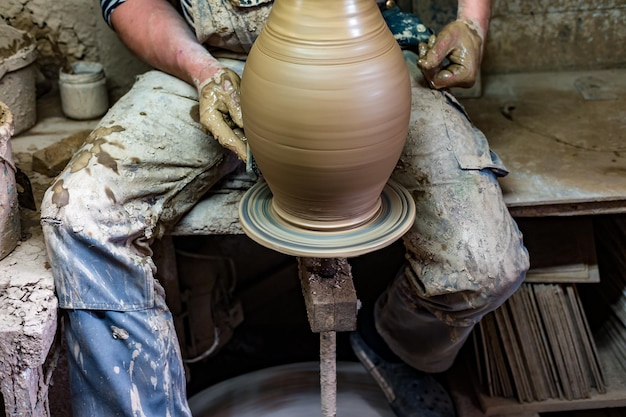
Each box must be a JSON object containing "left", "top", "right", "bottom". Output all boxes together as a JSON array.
[
  {"left": 199, "top": 68, "right": 248, "bottom": 162},
  {"left": 417, "top": 20, "right": 483, "bottom": 89}
]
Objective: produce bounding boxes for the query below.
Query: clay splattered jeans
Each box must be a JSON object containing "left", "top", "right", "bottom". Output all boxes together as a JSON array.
[
  {"left": 375, "top": 52, "right": 530, "bottom": 373},
  {"left": 40, "top": 52, "right": 528, "bottom": 416},
  {"left": 41, "top": 65, "right": 243, "bottom": 416}
]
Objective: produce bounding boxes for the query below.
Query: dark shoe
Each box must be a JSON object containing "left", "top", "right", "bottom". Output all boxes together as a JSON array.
[{"left": 350, "top": 331, "right": 456, "bottom": 417}]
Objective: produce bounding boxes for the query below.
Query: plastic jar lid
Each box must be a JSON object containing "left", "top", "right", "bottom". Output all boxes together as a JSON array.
[{"left": 59, "top": 61, "right": 106, "bottom": 84}]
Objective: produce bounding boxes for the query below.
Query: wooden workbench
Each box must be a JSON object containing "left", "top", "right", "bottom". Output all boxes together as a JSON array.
[
  {"left": 450, "top": 68, "right": 626, "bottom": 416},
  {"left": 462, "top": 69, "right": 626, "bottom": 217}
]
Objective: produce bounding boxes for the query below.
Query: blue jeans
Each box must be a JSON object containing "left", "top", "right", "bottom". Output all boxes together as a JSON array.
[
  {"left": 63, "top": 283, "right": 189, "bottom": 416},
  {"left": 42, "top": 69, "right": 242, "bottom": 416}
]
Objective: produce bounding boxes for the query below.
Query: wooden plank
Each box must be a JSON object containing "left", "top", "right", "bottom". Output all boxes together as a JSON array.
[
  {"left": 473, "top": 339, "right": 626, "bottom": 415},
  {"left": 507, "top": 289, "right": 549, "bottom": 401},
  {"left": 297, "top": 257, "right": 358, "bottom": 333},
  {"left": 450, "top": 361, "right": 540, "bottom": 417},
  {"left": 552, "top": 285, "right": 589, "bottom": 398},
  {"left": 519, "top": 285, "right": 559, "bottom": 399},
  {"left": 567, "top": 285, "right": 606, "bottom": 394},
  {"left": 471, "top": 282, "right": 626, "bottom": 415},
  {"left": 31, "top": 129, "right": 90, "bottom": 177},
  {"left": 509, "top": 200, "right": 626, "bottom": 218},
  {"left": 480, "top": 313, "right": 514, "bottom": 398},
  {"left": 493, "top": 306, "right": 532, "bottom": 402}
]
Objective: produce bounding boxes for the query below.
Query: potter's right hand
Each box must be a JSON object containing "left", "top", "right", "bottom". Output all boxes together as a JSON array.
[
  {"left": 199, "top": 68, "right": 248, "bottom": 162},
  {"left": 417, "top": 20, "right": 483, "bottom": 89}
]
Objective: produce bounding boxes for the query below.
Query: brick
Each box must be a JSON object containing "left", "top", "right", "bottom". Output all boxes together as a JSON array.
[{"left": 31, "top": 129, "right": 90, "bottom": 177}]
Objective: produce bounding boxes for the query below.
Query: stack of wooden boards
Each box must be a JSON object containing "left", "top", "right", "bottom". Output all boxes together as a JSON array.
[
  {"left": 473, "top": 282, "right": 606, "bottom": 402},
  {"left": 470, "top": 216, "right": 626, "bottom": 403}
]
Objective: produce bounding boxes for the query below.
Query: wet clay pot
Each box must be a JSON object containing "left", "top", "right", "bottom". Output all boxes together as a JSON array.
[
  {"left": 241, "top": 0, "right": 411, "bottom": 231},
  {"left": 0, "top": 101, "right": 20, "bottom": 260}
]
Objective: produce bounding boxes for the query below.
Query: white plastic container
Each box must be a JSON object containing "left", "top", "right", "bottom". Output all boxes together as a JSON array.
[
  {"left": 59, "top": 61, "right": 109, "bottom": 120},
  {"left": 0, "top": 102, "right": 20, "bottom": 260}
]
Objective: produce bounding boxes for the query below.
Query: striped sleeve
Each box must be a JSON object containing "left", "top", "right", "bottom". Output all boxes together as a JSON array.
[
  {"left": 100, "top": 0, "right": 196, "bottom": 34},
  {"left": 100, "top": 0, "right": 126, "bottom": 26},
  {"left": 179, "top": 0, "right": 196, "bottom": 33}
]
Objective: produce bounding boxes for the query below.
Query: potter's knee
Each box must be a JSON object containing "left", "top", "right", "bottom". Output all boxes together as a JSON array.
[
  {"left": 477, "top": 241, "right": 528, "bottom": 289},
  {"left": 487, "top": 221, "right": 530, "bottom": 292},
  {"left": 499, "top": 238, "right": 530, "bottom": 298},
  {"left": 40, "top": 177, "right": 106, "bottom": 242},
  {"left": 464, "top": 244, "right": 528, "bottom": 305},
  {"left": 401, "top": 243, "right": 528, "bottom": 316},
  {"left": 41, "top": 185, "right": 66, "bottom": 231},
  {"left": 41, "top": 181, "right": 78, "bottom": 228},
  {"left": 455, "top": 240, "right": 529, "bottom": 314}
]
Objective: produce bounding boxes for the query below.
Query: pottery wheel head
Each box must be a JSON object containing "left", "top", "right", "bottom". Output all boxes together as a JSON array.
[{"left": 238, "top": 180, "right": 416, "bottom": 257}]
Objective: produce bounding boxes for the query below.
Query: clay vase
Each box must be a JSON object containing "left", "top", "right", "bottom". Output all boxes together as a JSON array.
[
  {"left": 241, "top": 0, "right": 411, "bottom": 231},
  {"left": 0, "top": 101, "right": 20, "bottom": 260}
]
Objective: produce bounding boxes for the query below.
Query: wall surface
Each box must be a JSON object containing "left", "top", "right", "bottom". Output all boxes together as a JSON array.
[
  {"left": 2, "top": 0, "right": 100, "bottom": 76},
  {"left": 416, "top": 0, "right": 626, "bottom": 74},
  {"left": 1, "top": 0, "right": 150, "bottom": 99},
  {"left": 486, "top": 0, "right": 626, "bottom": 73},
  {"left": 1, "top": 0, "right": 626, "bottom": 100}
]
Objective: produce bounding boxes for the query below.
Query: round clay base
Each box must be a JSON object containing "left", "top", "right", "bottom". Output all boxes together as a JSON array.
[
  {"left": 238, "top": 180, "right": 416, "bottom": 257},
  {"left": 271, "top": 196, "right": 382, "bottom": 231}
]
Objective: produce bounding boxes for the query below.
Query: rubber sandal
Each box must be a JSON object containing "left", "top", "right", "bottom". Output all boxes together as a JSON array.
[{"left": 349, "top": 331, "right": 456, "bottom": 417}]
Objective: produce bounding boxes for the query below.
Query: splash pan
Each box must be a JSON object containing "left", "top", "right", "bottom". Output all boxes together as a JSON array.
[{"left": 188, "top": 362, "right": 395, "bottom": 417}]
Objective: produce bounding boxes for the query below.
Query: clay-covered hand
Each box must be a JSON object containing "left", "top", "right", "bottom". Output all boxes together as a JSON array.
[
  {"left": 417, "top": 20, "right": 483, "bottom": 89},
  {"left": 199, "top": 68, "right": 248, "bottom": 162}
]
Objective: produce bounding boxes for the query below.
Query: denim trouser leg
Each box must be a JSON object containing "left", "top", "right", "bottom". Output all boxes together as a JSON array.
[
  {"left": 64, "top": 283, "right": 189, "bottom": 416},
  {"left": 41, "top": 69, "right": 242, "bottom": 416}
]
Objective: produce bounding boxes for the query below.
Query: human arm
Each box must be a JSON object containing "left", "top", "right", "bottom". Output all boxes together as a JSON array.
[
  {"left": 417, "top": 0, "right": 491, "bottom": 89},
  {"left": 109, "top": 0, "right": 248, "bottom": 160}
]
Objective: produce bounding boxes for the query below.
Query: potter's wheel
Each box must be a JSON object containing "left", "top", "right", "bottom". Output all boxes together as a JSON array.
[
  {"left": 188, "top": 362, "right": 394, "bottom": 416},
  {"left": 239, "top": 180, "right": 415, "bottom": 257}
]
